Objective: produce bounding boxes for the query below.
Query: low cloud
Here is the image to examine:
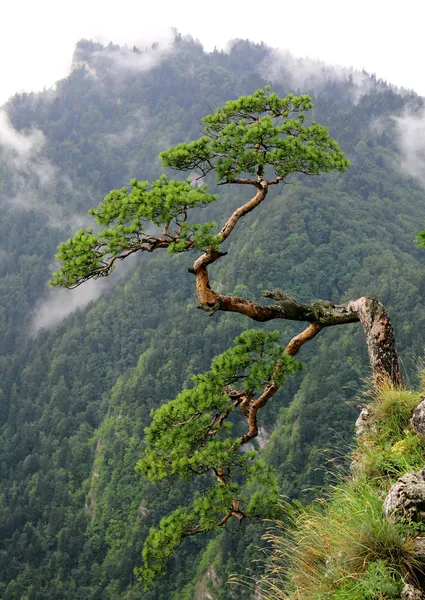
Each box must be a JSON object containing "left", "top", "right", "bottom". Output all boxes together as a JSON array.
[
  {"left": 3, "top": 34, "right": 175, "bottom": 333},
  {"left": 31, "top": 279, "right": 109, "bottom": 331},
  {"left": 259, "top": 48, "right": 393, "bottom": 103},
  {"left": 392, "top": 106, "right": 425, "bottom": 187},
  {"left": 105, "top": 108, "right": 147, "bottom": 146},
  {"left": 0, "top": 109, "right": 45, "bottom": 157},
  {"left": 31, "top": 253, "right": 138, "bottom": 333},
  {"left": 72, "top": 32, "right": 175, "bottom": 79},
  {"left": 98, "top": 46, "right": 168, "bottom": 73},
  {"left": 0, "top": 108, "right": 59, "bottom": 192},
  {"left": 0, "top": 109, "right": 54, "bottom": 187},
  {"left": 1, "top": 104, "right": 148, "bottom": 334},
  {"left": 0, "top": 108, "right": 88, "bottom": 226}
]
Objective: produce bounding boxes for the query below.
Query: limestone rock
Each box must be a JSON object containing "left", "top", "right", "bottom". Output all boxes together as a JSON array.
[
  {"left": 138, "top": 503, "right": 150, "bottom": 517},
  {"left": 350, "top": 457, "right": 361, "bottom": 476},
  {"left": 350, "top": 407, "right": 376, "bottom": 475},
  {"left": 413, "top": 536, "right": 425, "bottom": 560},
  {"left": 194, "top": 566, "right": 221, "bottom": 600},
  {"left": 401, "top": 584, "right": 424, "bottom": 599},
  {"left": 411, "top": 400, "right": 425, "bottom": 436},
  {"left": 384, "top": 467, "right": 425, "bottom": 520},
  {"left": 355, "top": 407, "right": 376, "bottom": 439}
]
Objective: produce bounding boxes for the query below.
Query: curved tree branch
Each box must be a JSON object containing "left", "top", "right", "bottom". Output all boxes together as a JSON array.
[
  {"left": 238, "top": 324, "right": 323, "bottom": 446},
  {"left": 192, "top": 181, "right": 402, "bottom": 388}
]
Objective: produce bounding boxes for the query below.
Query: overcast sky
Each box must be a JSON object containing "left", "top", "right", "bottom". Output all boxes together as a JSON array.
[{"left": 0, "top": 0, "right": 423, "bottom": 106}]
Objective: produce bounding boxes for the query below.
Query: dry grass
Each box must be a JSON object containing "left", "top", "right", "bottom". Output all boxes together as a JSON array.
[
  {"left": 246, "top": 384, "right": 425, "bottom": 600},
  {"left": 255, "top": 480, "right": 412, "bottom": 600}
]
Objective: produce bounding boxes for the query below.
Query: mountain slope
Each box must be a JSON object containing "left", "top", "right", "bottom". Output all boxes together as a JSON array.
[{"left": 0, "top": 35, "right": 424, "bottom": 599}]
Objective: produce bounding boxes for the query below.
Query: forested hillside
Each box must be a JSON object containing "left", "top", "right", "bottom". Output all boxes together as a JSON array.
[{"left": 0, "top": 35, "right": 425, "bottom": 599}]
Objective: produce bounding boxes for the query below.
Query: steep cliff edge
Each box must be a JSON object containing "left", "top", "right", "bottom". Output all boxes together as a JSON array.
[{"left": 255, "top": 384, "right": 425, "bottom": 599}]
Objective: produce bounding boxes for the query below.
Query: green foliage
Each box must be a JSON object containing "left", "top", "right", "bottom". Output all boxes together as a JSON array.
[
  {"left": 136, "top": 330, "right": 299, "bottom": 584},
  {"left": 161, "top": 88, "right": 350, "bottom": 183},
  {"left": 353, "top": 387, "right": 425, "bottom": 480},
  {"left": 257, "top": 479, "right": 410, "bottom": 600},
  {"left": 257, "top": 385, "right": 425, "bottom": 600},
  {"left": 138, "top": 462, "right": 281, "bottom": 587},
  {"left": 329, "top": 560, "right": 403, "bottom": 600},
  {"left": 50, "top": 176, "right": 218, "bottom": 288},
  {"left": 139, "top": 330, "right": 300, "bottom": 481},
  {"left": 47, "top": 84, "right": 350, "bottom": 587},
  {"left": 416, "top": 229, "right": 425, "bottom": 249},
  {"left": 138, "top": 508, "right": 196, "bottom": 588},
  {"left": 51, "top": 87, "right": 349, "bottom": 290},
  {"left": 371, "top": 387, "right": 421, "bottom": 435}
]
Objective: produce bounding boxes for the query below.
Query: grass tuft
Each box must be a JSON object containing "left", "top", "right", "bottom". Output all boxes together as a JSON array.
[
  {"left": 257, "top": 479, "right": 411, "bottom": 600},
  {"left": 250, "top": 385, "right": 425, "bottom": 600},
  {"left": 371, "top": 387, "right": 421, "bottom": 439},
  {"left": 353, "top": 386, "right": 424, "bottom": 482}
]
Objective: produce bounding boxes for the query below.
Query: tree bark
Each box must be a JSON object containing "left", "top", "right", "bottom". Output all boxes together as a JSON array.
[
  {"left": 190, "top": 177, "right": 402, "bottom": 387},
  {"left": 193, "top": 260, "right": 402, "bottom": 387}
]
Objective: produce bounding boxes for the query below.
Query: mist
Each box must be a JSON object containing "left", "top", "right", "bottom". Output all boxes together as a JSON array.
[
  {"left": 0, "top": 107, "right": 61, "bottom": 208},
  {"left": 1, "top": 36, "right": 178, "bottom": 334},
  {"left": 105, "top": 108, "right": 147, "bottom": 146},
  {"left": 0, "top": 105, "right": 131, "bottom": 333},
  {"left": 260, "top": 48, "right": 398, "bottom": 103},
  {"left": 72, "top": 32, "right": 175, "bottom": 79},
  {"left": 31, "top": 253, "right": 139, "bottom": 333},
  {"left": 31, "top": 279, "right": 109, "bottom": 332},
  {"left": 392, "top": 106, "right": 425, "bottom": 188},
  {"left": 0, "top": 109, "right": 45, "bottom": 156}
]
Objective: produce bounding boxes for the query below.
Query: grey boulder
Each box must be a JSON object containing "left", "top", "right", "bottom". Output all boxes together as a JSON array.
[
  {"left": 411, "top": 400, "right": 425, "bottom": 437},
  {"left": 384, "top": 468, "right": 425, "bottom": 520},
  {"left": 401, "top": 584, "right": 424, "bottom": 599}
]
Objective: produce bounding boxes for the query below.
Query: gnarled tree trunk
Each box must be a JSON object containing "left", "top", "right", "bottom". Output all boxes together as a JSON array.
[
  {"left": 193, "top": 259, "right": 402, "bottom": 388},
  {"left": 190, "top": 180, "right": 401, "bottom": 388}
]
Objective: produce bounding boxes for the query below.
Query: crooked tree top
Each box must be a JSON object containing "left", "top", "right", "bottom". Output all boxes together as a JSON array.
[
  {"left": 50, "top": 88, "right": 349, "bottom": 289},
  {"left": 161, "top": 88, "right": 349, "bottom": 184}
]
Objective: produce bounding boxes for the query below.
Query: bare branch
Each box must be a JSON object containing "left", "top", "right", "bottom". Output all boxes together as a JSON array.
[
  {"left": 193, "top": 259, "right": 401, "bottom": 386},
  {"left": 285, "top": 323, "right": 323, "bottom": 356},
  {"left": 267, "top": 176, "right": 284, "bottom": 186},
  {"left": 218, "top": 178, "right": 259, "bottom": 186},
  {"left": 241, "top": 381, "right": 279, "bottom": 445}
]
